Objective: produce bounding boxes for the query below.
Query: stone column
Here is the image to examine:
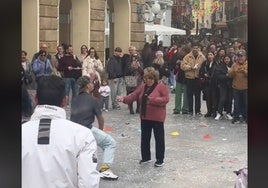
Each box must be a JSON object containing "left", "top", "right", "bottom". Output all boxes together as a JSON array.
[{"left": 39, "top": 0, "right": 58, "bottom": 54}]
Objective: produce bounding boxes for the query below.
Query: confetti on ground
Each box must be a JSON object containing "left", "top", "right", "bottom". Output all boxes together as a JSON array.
[
  {"left": 203, "top": 134, "right": 211, "bottom": 140},
  {"left": 199, "top": 123, "right": 208, "bottom": 127},
  {"left": 171, "top": 131, "right": 179, "bottom": 136},
  {"left": 104, "top": 127, "right": 112, "bottom": 132},
  {"left": 222, "top": 138, "right": 227, "bottom": 141},
  {"left": 121, "top": 133, "right": 129, "bottom": 138},
  {"left": 125, "top": 122, "right": 130, "bottom": 125},
  {"left": 220, "top": 127, "right": 225, "bottom": 129}
]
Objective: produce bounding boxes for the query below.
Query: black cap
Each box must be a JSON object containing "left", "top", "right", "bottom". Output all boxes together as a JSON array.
[{"left": 115, "top": 47, "right": 122, "bottom": 52}]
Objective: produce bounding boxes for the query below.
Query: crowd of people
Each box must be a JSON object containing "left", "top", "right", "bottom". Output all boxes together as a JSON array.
[{"left": 21, "top": 34, "right": 248, "bottom": 187}]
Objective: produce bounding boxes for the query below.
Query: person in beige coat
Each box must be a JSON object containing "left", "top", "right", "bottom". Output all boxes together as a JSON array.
[
  {"left": 82, "top": 47, "right": 103, "bottom": 83},
  {"left": 181, "top": 43, "right": 206, "bottom": 115}
]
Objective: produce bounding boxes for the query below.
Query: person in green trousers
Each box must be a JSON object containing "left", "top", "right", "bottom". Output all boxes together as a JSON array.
[{"left": 173, "top": 46, "right": 191, "bottom": 114}]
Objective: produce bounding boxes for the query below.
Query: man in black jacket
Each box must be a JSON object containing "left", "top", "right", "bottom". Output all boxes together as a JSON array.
[{"left": 106, "top": 47, "right": 124, "bottom": 109}]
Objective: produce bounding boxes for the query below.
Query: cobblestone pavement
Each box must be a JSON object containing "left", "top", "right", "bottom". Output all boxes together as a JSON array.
[{"left": 28, "top": 89, "right": 247, "bottom": 188}]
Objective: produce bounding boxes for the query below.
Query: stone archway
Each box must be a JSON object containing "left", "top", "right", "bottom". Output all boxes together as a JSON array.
[
  {"left": 108, "top": 0, "right": 131, "bottom": 54},
  {"left": 59, "top": 0, "right": 90, "bottom": 55},
  {"left": 71, "top": 0, "right": 90, "bottom": 55},
  {"left": 22, "top": 0, "right": 39, "bottom": 59}
]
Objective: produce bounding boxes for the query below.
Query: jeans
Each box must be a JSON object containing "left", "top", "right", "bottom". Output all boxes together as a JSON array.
[
  {"left": 100, "top": 96, "right": 109, "bottom": 110},
  {"left": 109, "top": 77, "right": 124, "bottom": 108},
  {"left": 141, "top": 120, "right": 165, "bottom": 163},
  {"left": 233, "top": 89, "right": 247, "bottom": 120},
  {"left": 168, "top": 69, "right": 175, "bottom": 87},
  {"left": 64, "top": 77, "right": 78, "bottom": 104},
  {"left": 218, "top": 86, "right": 233, "bottom": 114},
  {"left": 91, "top": 127, "right": 116, "bottom": 166}
]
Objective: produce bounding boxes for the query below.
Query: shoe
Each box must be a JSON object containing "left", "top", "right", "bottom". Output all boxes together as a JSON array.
[
  {"left": 204, "top": 113, "right": 211, "bottom": 117},
  {"left": 100, "top": 169, "right": 119, "bottom": 180},
  {"left": 171, "top": 89, "right": 176, "bottom": 94},
  {"left": 139, "top": 159, "right": 152, "bottom": 164},
  {"left": 239, "top": 116, "right": 246, "bottom": 123},
  {"left": 214, "top": 113, "right": 222, "bottom": 120},
  {"left": 130, "top": 109, "right": 135, "bottom": 114},
  {"left": 136, "top": 109, "right": 140, "bottom": 113},
  {"left": 182, "top": 111, "right": 188, "bottom": 114},
  {"left": 195, "top": 112, "right": 202, "bottom": 116},
  {"left": 173, "top": 111, "right": 180, "bottom": 114},
  {"left": 154, "top": 160, "right": 165, "bottom": 167},
  {"left": 225, "top": 113, "right": 233, "bottom": 120},
  {"left": 170, "top": 85, "right": 174, "bottom": 89},
  {"left": 113, "top": 106, "right": 120, "bottom": 110},
  {"left": 188, "top": 112, "right": 193, "bottom": 116},
  {"left": 105, "top": 109, "right": 108, "bottom": 112},
  {"left": 232, "top": 118, "right": 240, "bottom": 124},
  {"left": 211, "top": 113, "right": 217, "bottom": 118}
]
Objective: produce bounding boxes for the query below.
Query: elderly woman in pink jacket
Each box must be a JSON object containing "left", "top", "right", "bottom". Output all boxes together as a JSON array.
[{"left": 117, "top": 67, "right": 169, "bottom": 167}]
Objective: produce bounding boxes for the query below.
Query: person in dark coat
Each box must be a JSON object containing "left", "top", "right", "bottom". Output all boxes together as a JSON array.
[{"left": 214, "top": 55, "right": 234, "bottom": 120}]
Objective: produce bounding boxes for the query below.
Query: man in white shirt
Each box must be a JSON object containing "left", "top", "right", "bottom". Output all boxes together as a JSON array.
[{"left": 22, "top": 75, "right": 99, "bottom": 188}]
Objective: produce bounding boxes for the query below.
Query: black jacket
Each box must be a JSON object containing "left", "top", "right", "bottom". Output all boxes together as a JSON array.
[{"left": 107, "top": 55, "right": 124, "bottom": 79}]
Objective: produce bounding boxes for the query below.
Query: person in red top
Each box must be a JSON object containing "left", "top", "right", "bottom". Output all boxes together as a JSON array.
[
  {"left": 117, "top": 67, "right": 169, "bottom": 167},
  {"left": 166, "top": 44, "right": 178, "bottom": 89}
]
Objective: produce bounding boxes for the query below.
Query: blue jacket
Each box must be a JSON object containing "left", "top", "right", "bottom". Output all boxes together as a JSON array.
[{"left": 33, "top": 57, "right": 53, "bottom": 78}]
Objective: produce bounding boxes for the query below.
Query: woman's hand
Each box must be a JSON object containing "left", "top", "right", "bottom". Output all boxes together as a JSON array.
[{"left": 116, "top": 96, "right": 124, "bottom": 102}]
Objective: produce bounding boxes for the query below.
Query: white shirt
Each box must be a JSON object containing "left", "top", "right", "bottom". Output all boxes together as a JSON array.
[
  {"left": 22, "top": 105, "right": 100, "bottom": 188},
  {"left": 98, "top": 85, "right": 111, "bottom": 97},
  {"left": 82, "top": 57, "right": 103, "bottom": 83}
]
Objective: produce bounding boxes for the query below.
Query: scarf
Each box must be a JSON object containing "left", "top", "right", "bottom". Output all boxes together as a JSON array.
[{"left": 141, "top": 82, "right": 158, "bottom": 117}]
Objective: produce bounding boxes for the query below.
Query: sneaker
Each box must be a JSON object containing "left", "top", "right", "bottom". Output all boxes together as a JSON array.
[
  {"left": 232, "top": 118, "right": 240, "bottom": 124},
  {"left": 204, "top": 113, "right": 211, "bottom": 117},
  {"left": 105, "top": 109, "right": 108, "bottom": 112},
  {"left": 225, "top": 113, "right": 233, "bottom": 120},
  {"left": 154, "top": 160, "right": 165, "bottom": 167},
  {"left": 170, "top": 85, "right": 174, "bottom": 89},
  {"left": 173, "top": 111, "right": 180, "bottom": 114},
  {"left": 100, "top": 169, "right": 119, "bottom": 180},
  {"left": 139, "top": 159, "right": 152, "bottom": 164},
  {"left": 195, "top": 112, "right": 203, "bottom": 116},
  {"left": 215, "top": 113, "right": 222, "bottom": 120},
  {"left": 239, "top": 116, "right": 246, "bottom": 123},
  {"left": 130, "top": 109, "right": 134, "bottom": 114}
]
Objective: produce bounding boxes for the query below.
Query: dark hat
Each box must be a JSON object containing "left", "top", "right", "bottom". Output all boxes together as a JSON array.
[
  {"left": 77, "top": 76, "right": 91, "bottom": 90},
  {"left": 237, "top": 50, "right": 247, "bottom": 56},
  {"left": 115, "top": 47, "right": 122, "bottom": 52}
]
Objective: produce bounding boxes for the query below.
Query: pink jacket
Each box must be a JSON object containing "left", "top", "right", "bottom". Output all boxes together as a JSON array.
[{"left": 123, "top": 82, "right": 169, "bottom": 122}]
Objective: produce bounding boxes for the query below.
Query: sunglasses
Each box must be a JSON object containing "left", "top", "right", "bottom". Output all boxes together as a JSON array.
[{"left": 40, "top": 54, "right": 46, "bottom": 57}]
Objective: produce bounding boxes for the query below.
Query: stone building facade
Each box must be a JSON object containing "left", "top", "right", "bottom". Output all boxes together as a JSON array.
[{"left": 22, "top": 0, "right": 146, "bottom": 64}]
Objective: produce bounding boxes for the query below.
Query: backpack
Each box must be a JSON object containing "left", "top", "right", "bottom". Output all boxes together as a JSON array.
[{"left": 234, "top": 167, "right": 248, "bottom": 188}]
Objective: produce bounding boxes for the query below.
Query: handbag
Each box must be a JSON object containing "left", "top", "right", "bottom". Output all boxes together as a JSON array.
[{"left": 125, "top": 76, "right": 138, "bottom": 87}]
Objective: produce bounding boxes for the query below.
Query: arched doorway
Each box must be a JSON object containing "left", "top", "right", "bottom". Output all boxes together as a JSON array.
[
  {"left": 59, "top": 0, "right": 90, "bottom": 55},
  {"left": 106, "top": 0, "right": 131, "bottom": 55},
  {"left": 59, "top": 0, "right": 71, "bottom": 47}
]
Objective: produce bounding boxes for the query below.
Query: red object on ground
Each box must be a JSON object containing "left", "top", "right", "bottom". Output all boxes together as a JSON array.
[{"left": 203, "top": 134, "right": 211, "bottom": 140}]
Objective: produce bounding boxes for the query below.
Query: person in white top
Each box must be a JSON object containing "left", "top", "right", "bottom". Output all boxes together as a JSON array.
[
  {"left": 82, "top": 47, "right": 103, "bottom": 83},
  {"left": 98, "top": 79, "right": 111, "bottom": 111},
  {"left": 22, "top": 75, "right": 99, "bottom": 188}
]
